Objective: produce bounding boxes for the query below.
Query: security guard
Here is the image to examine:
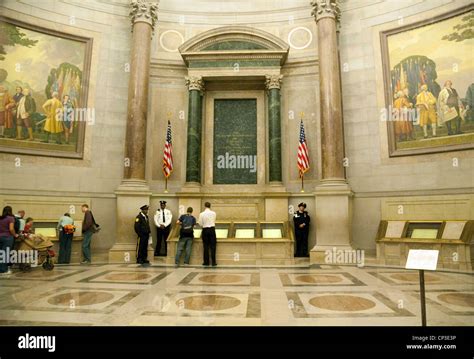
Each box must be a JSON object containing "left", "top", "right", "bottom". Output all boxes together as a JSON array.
[
  {"left": 135, "top": 205, "right": 151, "bottom": 265},
  {"left": 293, "top": 202, "right": 310, "bottom": 257}
]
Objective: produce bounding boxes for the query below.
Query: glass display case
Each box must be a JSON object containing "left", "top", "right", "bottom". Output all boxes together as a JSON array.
[
  {"left": 233, "top": 222, "right": 257, "bottom": 238},
  {"left": 405, "top": 222, "right": 442, "bottom": 239},
  {"left": 185, "top": 221, "right": 288, "bottom": 239},
  {"left": 260, "top": 222, "right": 284, "bottom": 238}
]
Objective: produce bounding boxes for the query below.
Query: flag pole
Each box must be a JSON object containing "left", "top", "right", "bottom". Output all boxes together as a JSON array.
[
  {"left": 164, "top": 111, "right": 172, "bottom": 194},
  {"left": 300, "top": 111, "right": 305, "bottom": 193}
]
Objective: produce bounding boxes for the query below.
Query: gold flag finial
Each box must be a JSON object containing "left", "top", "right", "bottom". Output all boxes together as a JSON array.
[
  {"left": 300, "top": 111, "right": 305, "bottom": 120},
  {"left": 166, "top": 111, "right": 172, "bottom": 119}
]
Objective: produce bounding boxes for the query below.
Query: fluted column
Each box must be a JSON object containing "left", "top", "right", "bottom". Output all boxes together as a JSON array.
[
  {"left": 311, "top": 0, "right": 345, "bottom": 182},
  {"left": 265, "top": 75, "right": 283, "bottom": 183},
  {"left": 185, "top": 76, "right": 204, "bottom": 184},
  {"left": 123, "top": 0, "right": 158, "bottom": 182}
]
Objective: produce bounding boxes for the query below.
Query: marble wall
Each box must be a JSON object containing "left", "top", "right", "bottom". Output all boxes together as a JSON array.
[
  {"left": 0, "top": 0, "right": 472, "bottom": 256},
  {"left": 338, "top": 0, "right": 474, "bottom": 250},
  {"left": 0, "top": 0, "right": 132, "bottom": 251}
]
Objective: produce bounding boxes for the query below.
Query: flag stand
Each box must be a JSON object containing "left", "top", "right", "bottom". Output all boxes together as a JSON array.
[
  {"left": 300, "top": 174, "right": 305, "bottom": 193},
  {"left": 164, "top": 178, "right": 168, "bottom": 193}
]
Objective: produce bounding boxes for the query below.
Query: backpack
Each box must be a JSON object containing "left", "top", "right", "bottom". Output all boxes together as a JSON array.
[
  {"left": 63, "top": 224, "right": 76, "bottom": 234},
  {"left": 180, "top": 215, "right": 195, "bottom": 236}
]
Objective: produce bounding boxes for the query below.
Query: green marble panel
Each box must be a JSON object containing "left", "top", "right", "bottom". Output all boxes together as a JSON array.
[
  {"left": 186, "top": 90, "right": 203, "bottom": 183},
  {"left": 213, "top": 99, "right": 257, "bottom": 184},
  {"left": 268, "top": 88, "right": 282, "bottom": 182}
]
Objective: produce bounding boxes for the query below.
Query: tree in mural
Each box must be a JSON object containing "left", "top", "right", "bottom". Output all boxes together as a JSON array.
[
  {"left": 442, "top": 11, "right": 474, "bottom": 42},
  {"left": 0, "top": 23, "right": 37, "bottom": 61},
  {"left": 390, "top": 55, "right": 441, "bottom": 104},
  {"left": 0, "top": 68, "right": 7, "bottom": 83},
  {"left": 45, "top": 62, "right": 82, "bottom": 107}
]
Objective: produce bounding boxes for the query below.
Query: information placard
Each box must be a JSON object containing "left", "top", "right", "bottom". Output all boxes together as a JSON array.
[{"left": 405, "top": 249, "right": 439, "bottom": 270}]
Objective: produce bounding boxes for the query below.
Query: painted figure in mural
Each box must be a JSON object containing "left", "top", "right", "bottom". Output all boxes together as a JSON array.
[
  {"left": 10, "top": 87, "right": 24, "bottom": 138},
  {"left": 61, "top": 94, "right": 74, "bottom": 144},
  {"left": 16, "top": 88, "right": 36, "bottom": 141},
  {"left": 42, "top": 92, "right": 63, "bottom": 144},
  {"left": 0, "top": 86, "right": 15, "bottom": 138},
  {"left": 416, "top": 84, "right": 437, "bottom": 139},
  {"left": 464, "top": 83, "right": 474, "bottom": 122},
  {"left": 438, "top": 80, "right": 465, "bottom": 136},
  {"left": 393, "top": 89, "right": 415, "bottom": 141}
]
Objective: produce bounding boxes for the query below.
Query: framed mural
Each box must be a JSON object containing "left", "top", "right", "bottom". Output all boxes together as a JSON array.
[
  {"left": 381, "top": 5, "right": 474, "bottom": 156},
  {"left": 0, "top": 17, "right": 92, "bottom": 158}
]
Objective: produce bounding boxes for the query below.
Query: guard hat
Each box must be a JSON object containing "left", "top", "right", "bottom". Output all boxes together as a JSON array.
[
  {"left": 159, "top": 200, "right": 167, "bottom": 205},
  {"left": 140, "top": 205, "right": 149, "bottom": 210},
  {"left": 298, "top": 202, "right": 307, "bottom": 208}
]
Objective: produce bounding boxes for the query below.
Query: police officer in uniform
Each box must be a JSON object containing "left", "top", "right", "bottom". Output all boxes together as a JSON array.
[
  {"left": 293, "top": 202, "right": 310, "bottom": 257},
  {"left": 154, "top": 200, "right": 172, "bottom": 257},
  {"left": 135, "top": 205, "right": 151, "bottom": 265}
]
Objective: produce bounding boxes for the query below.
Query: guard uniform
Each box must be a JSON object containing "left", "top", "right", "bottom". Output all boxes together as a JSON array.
[
  {"left": 135, "top": 205, "right": 151, "bottom": 264},
  {"left": 293, "top": 203, "right": 310, "bottom": 257}
]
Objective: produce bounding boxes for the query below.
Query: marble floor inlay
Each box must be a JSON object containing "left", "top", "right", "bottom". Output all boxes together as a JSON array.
[
  {"left": 47, "top": 291, "right": 116, "bottom": 307},
  {"left": 178, "top": 294, "right": 242, "bottom": 311},
  {"left": 0, "top": 264, "right": 471, "bottom": 326},
  {"left": 308, "top": 294, "right": 376, "bottom": 312}
]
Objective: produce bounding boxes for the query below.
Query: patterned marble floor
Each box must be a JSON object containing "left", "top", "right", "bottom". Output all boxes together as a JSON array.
[{"left": 0, "top": 263, "right": 472, "bottom": 326}]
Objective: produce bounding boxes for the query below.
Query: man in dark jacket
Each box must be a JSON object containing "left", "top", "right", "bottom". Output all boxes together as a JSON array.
[
  {"left": 135, "top": 205, "right": 151, "bottom": 265},
  {"left": 293, "top": 202, "right": 310, "bottom": 257},
  {"left": 81, "top": 204, "right": 96, "bottom": 264}
]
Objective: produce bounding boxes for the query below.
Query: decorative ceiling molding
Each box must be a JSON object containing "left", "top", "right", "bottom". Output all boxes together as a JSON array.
[{"left": 179, "top": 26, "right": 289, "bottom": 67}]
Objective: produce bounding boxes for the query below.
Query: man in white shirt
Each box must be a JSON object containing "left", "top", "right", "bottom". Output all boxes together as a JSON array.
[
  {"left": 154, "top": 200, "right": 172, "bottom": 256},
  {"left": 198, "top": 202, "right": 217, "bottom": 266}
]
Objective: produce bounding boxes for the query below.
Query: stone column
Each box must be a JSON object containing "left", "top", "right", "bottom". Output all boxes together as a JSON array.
[
  {"left": 110, "top": 0, "right": 158, "bottom": 263},
  {"left": 123, "top": 0, "right": 158, "bottom": 183},
  {"left": 310, "top": 0, "right": 353, "bottom": 264},
  {"left": 185, "top": 76, "right": 205, "bottom": 185},
  {"left": 265, "top": 75, "right": 283, "bottom": 183}
]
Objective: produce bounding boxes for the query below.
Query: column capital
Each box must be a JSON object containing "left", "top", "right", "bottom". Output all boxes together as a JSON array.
[
  {"left": 265, "top": 74, "right": 283, "bottom": 90},
  {"left": 310, "top": 0, "right": 341, "bottom": 24},
  {"left": 185, "top": 76, "right": 205, "bottom": 92},
  {"left": 130, "top": 0, "right": 159, "bottom": 31}
]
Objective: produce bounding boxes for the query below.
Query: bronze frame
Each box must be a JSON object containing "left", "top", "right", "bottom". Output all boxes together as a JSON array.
[
  {"left": 380, "top": 4, "right": 474, "bottom": 157},
  {"left": 0, "top": 16, "right": 93, "bottom": 159}
]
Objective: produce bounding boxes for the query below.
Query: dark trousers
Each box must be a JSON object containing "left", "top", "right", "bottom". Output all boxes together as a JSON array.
[
  {"left": 202, "top": 227, "right": 216, "bottom": 265},
  {"left": 137, "top": 234, "right": 149, "bottom": 263},
  {"left": 295, "top": 230, "right": 309, "bottom": 257},
  {"left": 0, "top": 235, "right": 13, "bottom": 273},
  {"left": 446, "top": 115, "right": 462, "bottom": 135},
  {"left": 155, "top": 225, "right": 170, "bottom": 256},
  {"left": 58, "top": 231, "right": 73, "bottom": 264}
]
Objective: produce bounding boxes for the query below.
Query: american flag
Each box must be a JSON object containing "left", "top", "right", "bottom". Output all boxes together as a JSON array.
[
  {"left": 162, "top": 120, "right": 173, "bottom": 178},
  {"left": 297, "top": 120, "right": 310, "bottom": 178}
]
